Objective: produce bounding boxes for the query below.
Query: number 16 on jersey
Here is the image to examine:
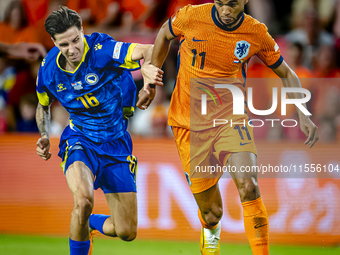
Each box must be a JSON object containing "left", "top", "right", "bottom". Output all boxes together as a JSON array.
[{"left": 77, "top": 93, "right": 100, "bottom": 109}]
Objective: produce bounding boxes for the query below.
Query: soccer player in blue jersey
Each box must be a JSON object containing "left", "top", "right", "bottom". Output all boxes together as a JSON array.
[{"left": 35, "top": 7, "right": 162, "bottom": 255}]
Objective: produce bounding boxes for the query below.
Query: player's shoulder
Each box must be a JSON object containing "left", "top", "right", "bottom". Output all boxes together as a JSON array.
[
  {"left": 85, "top": 32, "right": 123, "bottom": 55},
  {"left": 178, "top": 3, "right": 213, "bottom": 16},
  {"left": 38, "top": 46, "right": 59, "bottom": 81},
  {"left": 85, "top": 32, "right": 120, "bottom": 59},
  {"left": 41, "top": 46, "right": 59, "bottom": 68},
  {"left": 85, "top": 32, "right": 115, "bottom": 47},
  {"left": 243, "top": 14, "right": 269, "bottom": 33}
]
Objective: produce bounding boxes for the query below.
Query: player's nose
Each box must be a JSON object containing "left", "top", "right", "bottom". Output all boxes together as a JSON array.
[
  {"left": 221, "top": 6, "right": 231, "bottom": 16},
  {"left": 68, "top": 44, "right": 76, "bottom": 54}
]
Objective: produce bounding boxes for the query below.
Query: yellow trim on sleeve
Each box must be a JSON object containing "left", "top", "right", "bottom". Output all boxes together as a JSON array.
[
  {"left": 119, "top": 43, "right": 140, "bottom": 70},
  {"left": 36, "top": 91, "right": 50, "bottom": 106},
  {"left": 56, "top": 36, "right": 90, "bottom": 74}
]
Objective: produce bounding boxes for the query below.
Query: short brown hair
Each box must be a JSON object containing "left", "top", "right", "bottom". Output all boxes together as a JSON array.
[{"left": 45, "top": 6, "right": 82, "bottom": 40}]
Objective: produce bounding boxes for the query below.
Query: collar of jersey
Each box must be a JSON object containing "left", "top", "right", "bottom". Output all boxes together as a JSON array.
[
  {"left": 56, "top": 36, "right": 89, "bottom": 74},
  {"left": 211, "top": 5, "right": 245, "bottom": 32}
]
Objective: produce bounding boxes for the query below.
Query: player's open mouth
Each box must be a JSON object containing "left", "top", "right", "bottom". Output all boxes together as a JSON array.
[{"left": 69, "top": 54, "right": 78, "bottom": 60}]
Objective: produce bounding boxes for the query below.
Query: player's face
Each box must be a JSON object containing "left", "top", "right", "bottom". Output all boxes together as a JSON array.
[
  {"left": 214, "top": 0, "right": 247, "bottom": 27},
  {"left": 53, "top": 26, "right": 84, "bottom": 65}
]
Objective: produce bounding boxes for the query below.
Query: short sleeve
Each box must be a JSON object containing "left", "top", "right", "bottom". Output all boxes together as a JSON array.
[
  {"left": 103, "top": 40, "right": 141, "bottom": 71},
  {"left": 169, "top": 5, "right": 192, "bottom": 37},
  {"left": 256, "top": 26, "right": 283, "bottom": 69},
  {"left": 36, "top": 64, "right": 54, "bottom": 106}
]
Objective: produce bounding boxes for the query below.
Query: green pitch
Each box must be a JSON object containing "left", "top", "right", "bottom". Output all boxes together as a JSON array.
[{"left": 0, "top": 234, "right": 339, "bottom": 255}]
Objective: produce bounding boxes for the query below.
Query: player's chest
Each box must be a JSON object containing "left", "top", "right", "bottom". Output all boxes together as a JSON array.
[
  {"left": 183, "top": 28, "right": 261, "bottom": 67},
  {"left": 51, "top": 66, "right": 118, "bottom": 104}
]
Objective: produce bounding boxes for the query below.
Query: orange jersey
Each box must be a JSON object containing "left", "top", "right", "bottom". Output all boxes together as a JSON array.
[
  {"left": 168, "top": 4, "right": 282, "bottom": 130},
  {"left": 0, "top": 23, "right": 41, "bottom": 44}
]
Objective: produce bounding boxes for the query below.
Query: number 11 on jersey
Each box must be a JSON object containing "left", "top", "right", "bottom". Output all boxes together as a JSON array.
[{"left": 191, "top": 49, "right": 206, "bottom": 70}]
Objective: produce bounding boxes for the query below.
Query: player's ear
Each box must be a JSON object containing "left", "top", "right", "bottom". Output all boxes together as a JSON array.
[
  {"left": 81, "top": 26, "right": 84, "bottom": 34},
  {"left": 244, "top": 0, "right": 249, "bottom": 5},
  {"left": 51, "top": 37, "right": 57, "bottom": 47}
]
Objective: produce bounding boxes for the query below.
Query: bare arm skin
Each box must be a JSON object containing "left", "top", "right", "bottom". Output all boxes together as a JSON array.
[
  {"left": 150, "top": 20, "right": 176, "bottom": 69},
  {"left": 131, "top": 44, "right": 153, "bottom": 61},
  {"left": 272, "top": 60, "right": 319, "bottom": 148},
  {"left": 137, "top": 45, "right": 161, "bottom": 109},
  {"left": 136, "top": 44, "right": 164, "bottom": 89},
  {"left": 136, "top": 20, "right": 175, "bottom": 109},
  {"left": 36, "top": 102, "right": 52, "bottom": 160}
]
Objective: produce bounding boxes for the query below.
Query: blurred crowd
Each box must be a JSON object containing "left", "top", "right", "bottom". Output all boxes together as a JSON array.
[{"left": 0, "top": 0, "right": 339, "bottom": 142}]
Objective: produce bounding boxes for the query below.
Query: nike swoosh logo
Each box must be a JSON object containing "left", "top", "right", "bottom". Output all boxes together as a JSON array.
[
  {"left": 254, "top": 223, "right": 268, "bottom": 229},
  {"left": 193, "top": 37, "right": 207, "bottom": 42},
  {"left": 240, "top": 142, "right": 251, "bottom": 146}
]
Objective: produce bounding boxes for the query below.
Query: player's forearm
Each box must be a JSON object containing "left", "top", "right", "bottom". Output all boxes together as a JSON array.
[
  {"left": 36, "top": 103, "right": 51, "bottom": 139},
  {"left": 151, "top": 26, "right": 172, "bottom": 68},
  {"left": 131, "top": 44, "right": 153, "bottom": 61},
  {"left": 282, "top": 70, "right": 309, "bottom": 118},
  {"left": 142, "top": 45, "right": 154, "bottom": 64}
]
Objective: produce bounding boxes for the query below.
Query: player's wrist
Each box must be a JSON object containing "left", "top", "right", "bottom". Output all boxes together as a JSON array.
[
  {"left": 41, "top": 133, "right": 49, "bottom": 139},
  {"left": 298, "top": 112, "right": 310, "bottom": 120}
]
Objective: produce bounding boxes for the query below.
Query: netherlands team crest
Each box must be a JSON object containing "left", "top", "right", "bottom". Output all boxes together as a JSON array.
[{"left": 234, "top": 41, "right": 251, "bottom": 60}]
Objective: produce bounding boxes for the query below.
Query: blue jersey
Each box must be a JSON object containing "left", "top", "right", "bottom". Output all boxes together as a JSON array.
[
  {"left": 122, "top": 70, "right": 137, "bottom": 131},
  {"left": 36, "top": 33, "right": 140, "bottom": 142}
]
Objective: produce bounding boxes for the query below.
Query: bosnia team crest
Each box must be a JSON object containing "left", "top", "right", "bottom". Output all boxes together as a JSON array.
[
  {"left": 85, "top": 73, "right": 99, "bottom": 85},
  {"left": 234, "top": 41, "right": 251, "bottom": 60}
]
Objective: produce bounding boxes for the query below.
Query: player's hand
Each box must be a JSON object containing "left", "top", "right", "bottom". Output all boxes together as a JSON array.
[
  {"left": 136, "top": 86, "right": 156, "bottom": 110},
  {"left": 8, "top": 42, "right": 47, "bottom": 61},
  {"left": 141, "top": 63, "right": 163, "bottom": 94},
  {"left": 36, "top": 137, "right": 52, "bottom": 160},
  {"left": 299, "top": 115, "right": 319, "bottom": 148}
]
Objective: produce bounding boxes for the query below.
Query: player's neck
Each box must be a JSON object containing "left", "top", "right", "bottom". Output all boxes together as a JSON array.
[
  {"left": 65, "top": 59, "right": 80, "bottom": 72},
  {"left": 59, "top": 54, "right": 80, "bottom": 72},
  {"left": 215, "top": 10, "right": 244, "bottom": 29}
]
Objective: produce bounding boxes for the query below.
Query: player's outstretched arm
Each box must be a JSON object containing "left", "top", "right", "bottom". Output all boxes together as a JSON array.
[
  {"left": 0, "top": 42, "right": 47, "bottom": 61},
  {"left": 131, "top": 44, "right": 163, "bottom": 110},
  {"left": 136, "top": 20, "right": 175, "bottom": 110},
  {"left": 144, "top": 20, "right": 176, "bottom": 93},
  {"left": 151, "top": 20, "right": 176, "bottom": 69},
  {"left": 272, "top": 61, "right": 319, "bottom": 148},
  {"left": 36, "top": 102, "right": 52, "bottom": 160},
  {"left": 132, "top": 44, "right": 164, "bottom": 90}
]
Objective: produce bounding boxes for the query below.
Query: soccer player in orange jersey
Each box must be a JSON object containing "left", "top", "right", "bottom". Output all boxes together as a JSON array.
[{"left": 138, "top": 1, "right": 319, "bottom": 254}]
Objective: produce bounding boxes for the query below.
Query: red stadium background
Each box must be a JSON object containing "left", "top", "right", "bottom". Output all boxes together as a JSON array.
[{"left": 0, "top": 134, "right": 339, "bottom": 246}]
